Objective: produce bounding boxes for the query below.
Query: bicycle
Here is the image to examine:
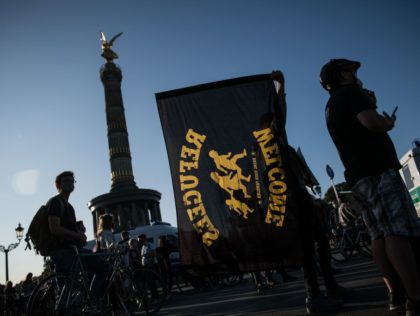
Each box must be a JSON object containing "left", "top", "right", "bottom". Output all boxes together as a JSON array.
[
  {"left": 26, "top": 246, "right": 166, "bottom": 315},
  {"left": 130, "top": 265, "right": 167, "bottom": 314},
  {"left": 329, "top": 217, "right": 372, "bottom": 262}
]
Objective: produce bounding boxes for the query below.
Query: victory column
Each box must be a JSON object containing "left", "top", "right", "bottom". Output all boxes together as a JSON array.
[{"left": 88, "top": 32, "right": 162, "bottom": 233}]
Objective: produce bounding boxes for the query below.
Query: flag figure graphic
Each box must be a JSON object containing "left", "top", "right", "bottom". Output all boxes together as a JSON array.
[{"left": 156, "top": 74, "right": 302, "bottom": 274}]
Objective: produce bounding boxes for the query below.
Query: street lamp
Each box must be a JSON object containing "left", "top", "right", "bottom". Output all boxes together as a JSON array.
[{"left": 0, "top": 223, "right": 25, "bottom": 282}]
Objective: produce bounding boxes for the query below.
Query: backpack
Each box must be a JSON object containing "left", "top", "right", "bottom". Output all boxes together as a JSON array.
[{"left": 25, "top": 196, "right": 65, "bottom": 256}]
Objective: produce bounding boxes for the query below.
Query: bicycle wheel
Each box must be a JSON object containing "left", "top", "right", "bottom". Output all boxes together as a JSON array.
[
  {"left": 27, "top": 274, "right": 88, "bottom": 316},
  {"left": 132, "top": 268, "right": 167, "bottom": 315},
  {"left": 329, "top": 234, "right": 352, "bottom": 263},
  {"left": 357, "top": 231, "right": 372, "bottom": 257},
  {"left": 109, "top": 270, "right": 148, "bottom": 316}
]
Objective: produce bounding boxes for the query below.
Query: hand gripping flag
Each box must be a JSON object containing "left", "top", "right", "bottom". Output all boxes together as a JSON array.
[{"left": 156, "top": 74, "right": 303, "bottom": 275}]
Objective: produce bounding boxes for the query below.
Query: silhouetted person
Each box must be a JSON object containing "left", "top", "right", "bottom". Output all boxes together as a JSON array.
[
  {"left": 118, "top": 230, "right": 130, "bottom": 266},
  {"left": 47, "top": 171, "right": 112, "bottom": 304},
  {"left": 22, "top": 272, "right": 37, "bottom": 309},
  {"left": 270, "top": 71, "right": 345, "bottom": 314},
  {"left": 321, "top": 58, "right": 420, "bottom": 315},
  {"left": 156, "top": 235, "right": 174, "bottom": 292}
]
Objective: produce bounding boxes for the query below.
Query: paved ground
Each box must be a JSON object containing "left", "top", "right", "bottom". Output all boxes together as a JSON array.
[{"left": 158, "top": 256, "right": 398, "bottom": 315}]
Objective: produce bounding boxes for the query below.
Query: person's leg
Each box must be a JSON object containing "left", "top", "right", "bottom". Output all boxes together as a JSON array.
[
  {"left": 409, "top": 237, "right": 420, "bottom": 274},
  {"left": 296, "top": 191, "right": 322, "bottom": 299},
  {"left": 371, "top": 238, "right": 406, "bottom": 311},
  {"left": 251, "top": 272, "right": 263, "bottom": 293},
  {"left": 314, "top": 228, "right": 337, "bottom": 290},
  {"left": 371, "top": 238, "right": 403, "bottom": 293},
  {"left": 264, "top": 270, "right": 278, "bottom": 285},
  {"left": 303, "top": 235, "right": 344, "bottom": 315},
  {"left": 374, "top": 170, "right": 420, "bottom": 302},
  {"left": 301, "top": 228, "right": 321, "bottom": 299},
  {"left": 384, "top": 236, "right": 420, "bottom": 301},
  {"left": 353, "top": 170, "right": 420, "bottom": 310},
  {"left": 252, "top": 272, "right": 262, "bottom": 285},
  {"left": 292, "top": 186, "right": 343, "bottom": 313}
]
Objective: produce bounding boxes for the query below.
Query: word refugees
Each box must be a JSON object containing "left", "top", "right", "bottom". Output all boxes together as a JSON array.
[
  {"left": 178, "top": 127, "right": 288, "bottom": 248},
  {"left": 179, "top": 129, "right": 220, "bottom": 247}
]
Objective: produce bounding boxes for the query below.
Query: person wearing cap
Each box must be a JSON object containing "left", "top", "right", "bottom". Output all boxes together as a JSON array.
[{"left": 320, "top": 59, "right": 420, "bottom": 315}]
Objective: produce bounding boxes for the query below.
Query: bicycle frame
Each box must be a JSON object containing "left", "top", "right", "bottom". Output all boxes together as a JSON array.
[{"left": 28, "top": 245, "right": 169, "bottom": 316}]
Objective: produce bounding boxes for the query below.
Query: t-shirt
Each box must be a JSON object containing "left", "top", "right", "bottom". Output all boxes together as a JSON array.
[
  {"left": 141, "top": 243, "right": 154, "bottom": 266},
  {"left": 117, "top": 239, "right": 129, "bottom": 254},
  {"left": 46, "top": 195, "right": 77, "bottom": 250},
  {"left": 118, "top": 239, "right": 130, "bottom": 266},
  {"left": 98, "top": 229, "right": 115, "bottom": 251},
  {"left": 325, "top": 84, "right": 401, "bottom": 185}
]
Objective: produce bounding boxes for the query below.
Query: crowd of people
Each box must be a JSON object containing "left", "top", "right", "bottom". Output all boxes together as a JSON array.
[
  {"left": 95, "top": 212, "right": 174, "bottom": 287},
  {"left": 1, "top": 217, "right": 174, "bottom": 316},
  {"left": 1, "top": 273, "right": 36, "bottom": 316},
  {"left": 8, "top": 58, "right": 420, "bottom": 316}
]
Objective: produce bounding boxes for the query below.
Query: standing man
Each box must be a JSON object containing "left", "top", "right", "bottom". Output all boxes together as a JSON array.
[
  {"left": 48, "top": 171, "right": 112, "bottom": 306},
  {"left": 139, "top": 234, "right": 159, "bottom": 299},
  {"left": 139, "top": 234, "right": 155, "bottom": 268},
  {"left": 272, "top": 71, "right": 345, "bottom": 314},
  {"left": 320, "top": 59, "right": 420, "bottom": 315},
  {"left": 118, "top": 230, "right": 131, "bottom": 266}
]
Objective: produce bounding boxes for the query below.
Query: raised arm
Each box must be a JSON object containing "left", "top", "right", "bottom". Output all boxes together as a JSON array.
[{"left": 272, "top": 70, "right": 287, "bottom": 134}]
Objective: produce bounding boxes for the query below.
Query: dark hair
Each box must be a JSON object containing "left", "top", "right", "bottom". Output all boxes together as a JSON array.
[
  {"left": 138, "top": 234, "right": 146, "bottom": 239},
  {"left": 55, "top": 171, "right": 74, "bottom": 188}
]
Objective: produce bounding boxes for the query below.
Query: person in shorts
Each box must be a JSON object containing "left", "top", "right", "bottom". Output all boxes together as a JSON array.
[{"left": 320, "top": 59, "right": 420, "bottom": 315}]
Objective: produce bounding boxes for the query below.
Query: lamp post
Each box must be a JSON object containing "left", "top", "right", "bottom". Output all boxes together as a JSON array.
[{"left": 0, "top": 223, "right": 24, "bottom": 282}]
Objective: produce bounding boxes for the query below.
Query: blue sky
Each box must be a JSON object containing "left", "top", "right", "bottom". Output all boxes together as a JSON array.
[{"left": 1, "top": 0, "right": 419, "bottom": 283}]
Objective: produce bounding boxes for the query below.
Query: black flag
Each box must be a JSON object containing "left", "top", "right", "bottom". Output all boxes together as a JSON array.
[
  {"left": 156, "top": 74, "right": 302, "bottom": 274},
  {"left": 296, "top": 147, "right": 320, "bottom": 188}
]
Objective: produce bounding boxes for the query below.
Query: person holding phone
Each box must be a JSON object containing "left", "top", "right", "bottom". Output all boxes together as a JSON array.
[{"left": 320, "top": 59, "right": 420, "bottom": 316}]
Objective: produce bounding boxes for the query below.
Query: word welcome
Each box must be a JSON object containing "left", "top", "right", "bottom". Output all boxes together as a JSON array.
[{"left": 253, "top": 128, "right": 287, "bottom": 227}]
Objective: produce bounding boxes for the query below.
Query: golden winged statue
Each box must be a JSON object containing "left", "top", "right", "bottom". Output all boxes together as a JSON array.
[{"left": 100, "top": 31, "right": 123, "bottom": 62}]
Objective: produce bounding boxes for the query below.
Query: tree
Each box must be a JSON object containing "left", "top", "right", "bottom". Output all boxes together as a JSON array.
[{"left": 39, "top": 257, "right": 54, "bottom": 280}]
